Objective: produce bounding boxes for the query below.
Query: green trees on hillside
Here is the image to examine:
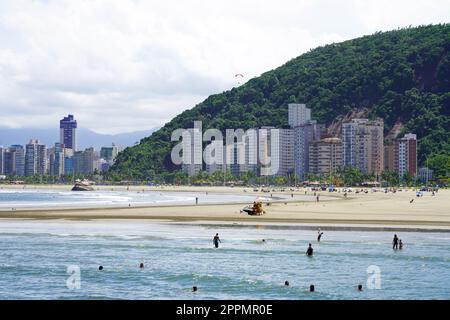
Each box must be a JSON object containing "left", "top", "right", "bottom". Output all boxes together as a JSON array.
[{"left": 110, "top": 24, "right": 450, "bottom": 181}]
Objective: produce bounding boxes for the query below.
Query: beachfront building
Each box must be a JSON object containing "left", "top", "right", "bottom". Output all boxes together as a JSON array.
[
  {"left": 60, "top": 114, "right": 77, "bottom": 151},
  {"left": 342, "top": 119, "right": 384, "bottom": 176},
  {"left": 288, "top": 103, "right": 325, "bottom": 180},
  {"left": 64, "top": 156, "right": 74, "bottom": 175},
  {"left": 49, "top": 143, "right": 66, "bottom": 177},
  {"left": 278, "top": 128, "right": 294, "bottom": 176},
  {"left": 181, "top": 124, "right": 203, "bottom": 177},
  {"left": 308, "top": 137, "right": 343, "bottom": 175},
  {"left": 3, "top": 145, "right": 25, "bottom": 177},
  {"left": 25, "top": 140, "right": 47, "bottom": 176},
  {"left": 384, "top": 143, "right": 395, "bottom": 172},
  {"left": 0, "top": 147, "right": 4, "bottom": 175},
  {"left": 73, "top": 147, "right": 97, "bottom": 174},
  {"left": 395, "top": 133, "right": 417, "bottom": 178},
  {"left": 258, "top": 126, "right": 280, "bottom": 176},
  {"left": 384, "top": 133, "right": 417, "bottom": 178},
  {"left": 293, "top": 121, "right": 325, "bottom": 180},
  {"left": 242, "top": 129, "right": 259, "bottom": 175},
  {"left": 204, "top": 140, "right": 225, "bottom": 175}
]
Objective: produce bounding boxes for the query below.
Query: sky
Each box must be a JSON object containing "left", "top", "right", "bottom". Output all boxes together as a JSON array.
[{"left": 0, "top": 0, "right": 448, "bottom": 134}]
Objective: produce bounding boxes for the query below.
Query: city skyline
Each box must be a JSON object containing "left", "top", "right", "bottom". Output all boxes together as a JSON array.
[
  {"left": 0, "top": 1, "right": 449, "bottom": 134},
  {"left": 179, "top": 103, "right": 418, "bottom": 181}
]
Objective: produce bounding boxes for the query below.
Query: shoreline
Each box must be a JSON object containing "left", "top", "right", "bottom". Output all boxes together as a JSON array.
[{"left": 0, "top": 184, "right": 449, "bottom": 231}]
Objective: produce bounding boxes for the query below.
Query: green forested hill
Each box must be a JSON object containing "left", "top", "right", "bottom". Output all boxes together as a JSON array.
[{"left": 110, "top": 24, "right": 450, "bottom": 180}]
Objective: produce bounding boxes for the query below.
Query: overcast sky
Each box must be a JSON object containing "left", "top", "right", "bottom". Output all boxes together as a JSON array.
[{"left": 0, "top": 0, "right": 448, "bottom": 134}]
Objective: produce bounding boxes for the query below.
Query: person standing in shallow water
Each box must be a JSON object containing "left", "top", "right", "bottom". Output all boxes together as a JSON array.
[
  {"left": 392, "top": 234, "right": 399, "bottom": 250},
  {"left": 306, "top": 243, "right": 314, "bottom": 256},
  {"left": 213, "top": 233, "right": 221, "bottom": 248}
]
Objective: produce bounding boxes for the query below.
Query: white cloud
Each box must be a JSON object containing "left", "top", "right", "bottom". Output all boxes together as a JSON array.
[{"left": 0, "top": 0, "right": 448, "bottom": 134}]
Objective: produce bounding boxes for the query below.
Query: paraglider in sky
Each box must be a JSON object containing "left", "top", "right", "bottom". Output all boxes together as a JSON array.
[{"left": 235, "top": 73, "right": 244, "bottom": 86}]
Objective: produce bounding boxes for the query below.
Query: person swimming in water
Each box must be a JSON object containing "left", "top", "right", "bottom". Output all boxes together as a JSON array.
[
  {"left": 392, "top": 234, "right": 399, "bottom": 250},
  {"left": 306, "top": 243, "right": 314, "bottom": 256},
  {"left": 317, "top": 229, "right": 324, "bottom": 242},
  {"left": 213, "top": 233, "right": 221, "bottom": 248}
]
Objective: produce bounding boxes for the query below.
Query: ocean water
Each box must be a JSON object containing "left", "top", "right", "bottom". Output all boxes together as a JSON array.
[
  {"left": 0, "top": 189, "right": 279, "bottom": 209},
  {"left": 0, "top": 220, "right": 448, "bottom": 300}
]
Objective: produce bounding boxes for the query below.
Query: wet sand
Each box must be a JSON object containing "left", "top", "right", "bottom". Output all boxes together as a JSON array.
[{"left": 0, "top": 185, "right": 448, "bottom": 230}]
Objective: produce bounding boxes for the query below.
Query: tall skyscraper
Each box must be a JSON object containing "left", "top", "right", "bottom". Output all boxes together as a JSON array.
[
  {"left": 293, "top": 121, "right": 325, "bottom": 180},
  {"left": 25, "top": 139, "right": 47, "bottom": 176},
  {"left": 342, "top": 119, "right": 384, "bottom": 176},
  {"left": 288, "top": 104, "right": 311, "bottom": 128},
  {"left": 60, "top": 115, "right": 77, "bottom": 151},
  {"left": 309, "top": 137, "right": 343, "bottom": 175}
]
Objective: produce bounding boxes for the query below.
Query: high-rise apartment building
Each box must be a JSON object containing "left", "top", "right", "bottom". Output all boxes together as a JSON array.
[
  {"left": 0, "top": 147, "right": 4, "bottom": 175},
  {"left": 384, "top": 143, "right": 395, "bottom": 172},
  {"left": 49, "top": 143, "right": 66, "bottom": 177},
  {"left": 309, "top": 137, "right": 343, "bottom": 175},
  {"left": 25, "top": 139, "right": 47, "bottom": 176},
  {"left": 342, "top": 119, "right": 384, "bottom": 176},
  {"left": 73, "top": 147, "right": 97, "bottom": 174},
  {"left": 385, "top": 133, "right": 417, "bottom": 178},
  {"left": 3, "top": 145, "right": 25, "bottom": 177},
  {"left": 242, "top": 129, "right": 258, "bottom": 175},
  {"left": 258, "top": 126, "right": 280, "bottom": 176},
  {"left": 278, "top": 128, "right": 294, "bottom": 176},
  {"left": 181, "top": 122, "right": 203, "bottom": 177},
  {"left": 204, "top": 139, "right": 225, "bottom": 175},
  {"left": 60, "top": 115, "right": 77, "bottom": 151},
  {"left": 396, "top": 133, "right": 417, "bottom": 178},
  {"left": 288, "top": 104, "right": 311, "bottom": 128},
  {"left": 293, "top": 121, "right": 325, "bottom": 179}
]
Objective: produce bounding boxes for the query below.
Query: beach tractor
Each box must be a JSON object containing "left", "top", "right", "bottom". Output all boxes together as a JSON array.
[{"left": 242, "top": 201, "right": 266, "bottom": 216}]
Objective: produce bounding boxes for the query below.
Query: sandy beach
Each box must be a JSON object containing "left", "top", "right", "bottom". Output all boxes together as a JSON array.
[{"left": 0, "top": 184, "right": 449, "bottom": 230}]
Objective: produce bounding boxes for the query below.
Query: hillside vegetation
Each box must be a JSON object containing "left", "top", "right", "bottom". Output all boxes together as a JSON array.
[{"left": 110, "top": 24, "right": 450, "bottom": 180}]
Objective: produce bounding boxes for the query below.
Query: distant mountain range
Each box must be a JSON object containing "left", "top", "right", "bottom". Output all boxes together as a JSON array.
[{"left": 0, "top": 127, "right": 158, "bottom": 150}]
